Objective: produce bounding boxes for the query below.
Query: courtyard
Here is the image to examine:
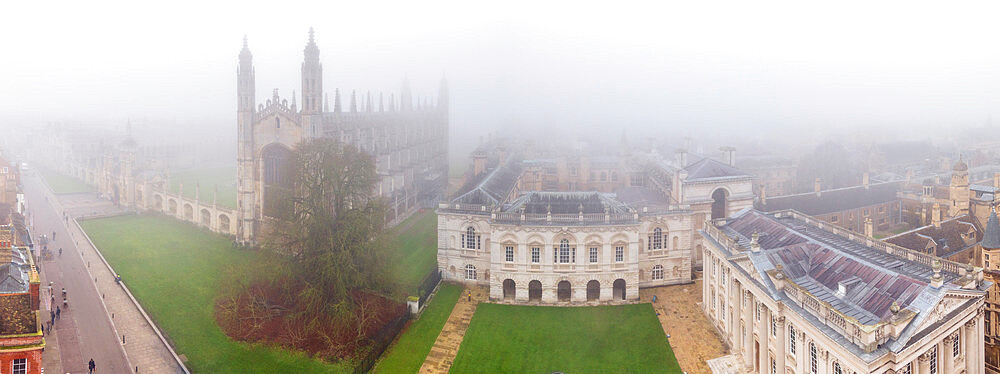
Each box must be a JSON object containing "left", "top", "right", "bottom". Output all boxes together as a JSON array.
[
  {"left": 81, "top": 214, "right": 349, "bottom": 373},
  {"left": 640, "top": 276, "right": 730, "bottom": 374},
  {"left": 36, "top": 166, "right": 94, "bottom": 194},
  {"left": 449, "top": 303, "right": 682, "bottom": 373},
  {"left": 166, "top": 165, "right": 237, "bottom": 209}
]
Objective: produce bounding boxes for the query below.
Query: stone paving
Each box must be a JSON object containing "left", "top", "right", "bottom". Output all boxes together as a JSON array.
[
  {"left": 27, "top": 174, "right": 186, "bottom": 373},
  {"left": 418, "top": 285, "right": 488, "bottom": 374},
  {"left": 640, "top": 275, "right": 730, "bottom": 374}
]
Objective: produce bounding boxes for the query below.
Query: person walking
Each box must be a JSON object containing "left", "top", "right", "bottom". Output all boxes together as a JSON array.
[
  {"left": 58, "top": 247, "right": 62, "bottom": 256},
  {"left": 52, "top": 231, "right": 56, "bottom": 241},
  {"left": 49, "top": 310, "right": 54, "bottom": 325},
  {"left": 56, "top": 306, "right": 60, "bottom": 320},
  {"left": 88, "top": 358, "right": 96, "bottom": 374}
]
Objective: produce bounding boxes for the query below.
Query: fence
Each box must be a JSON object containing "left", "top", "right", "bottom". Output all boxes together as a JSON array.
[
  {"left": 416, "top": 269, "right": 443, "bottom": 307},
  {"left": 353, "top": 313, "right": 411, "bottom": 374}
]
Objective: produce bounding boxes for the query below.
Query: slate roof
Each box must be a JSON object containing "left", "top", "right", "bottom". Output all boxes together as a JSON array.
[
  {"left": 982, "top": 211, "right": 1000, "bottom": 250},
  {"left": 0, "top": 262, "right": 27, "bottom": 294},
  {"left": 502, "top": 191, "right": 632, "bottom": 214},
  {"left": 452, "top": 158, "right": 523, "bottom": 206},
  {"left": 683, "top": 158, "right": 751, "bottom": 181},
  {"left": 884, "top": 215, "right": 982, "bottom": 258},
  {"left": 759, "top": 182, "right": 901, "bottom": 216},
  {"left": 718, "top": 210, "right": 959, "bottom": 326}
]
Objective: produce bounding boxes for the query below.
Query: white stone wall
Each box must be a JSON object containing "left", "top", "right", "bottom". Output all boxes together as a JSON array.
[
  {"left": 702, "top": 239, "right": 986, "bottom": 374},
  {"left": 437, "top": 209, "right": 696, "bottom": 304}
]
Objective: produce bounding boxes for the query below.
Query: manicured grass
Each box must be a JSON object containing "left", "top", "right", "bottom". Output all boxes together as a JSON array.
[
  {"left": 36, "top": 167, "right": 94, "bottom": 194},
  {"left": 388, "top": 210, "right": 439, "bottom": 294},
  {"left": 81, "top": 214, "right": 349, "bottom": 373},
  {"left": 373, "top": 283, "right": 462, "bottom": 373},
  {"left": 168, "top": 166, "right": 237, "bottom": 209},
  {"left": 451, "top": 303, "right": 682, "bottom": 374}
]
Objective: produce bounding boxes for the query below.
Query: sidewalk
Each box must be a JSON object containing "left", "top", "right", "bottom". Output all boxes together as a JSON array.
[
  {"left": 418, "top": 285, "right": 488, "bottom": 374},
  {"left": 30, "top": 174, "right": 186, "bottom": 373}
]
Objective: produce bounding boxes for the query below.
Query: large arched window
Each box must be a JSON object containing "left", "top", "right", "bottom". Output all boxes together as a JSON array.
[
  {"left": 810, "top": 342, "right": 818, "bottom": 374},
  {"left": 462, "top": 227, "right": 480, "bottom": 249},
  {"left": 652, "top": 265, "right": 664, "bottom": 280},
  {"left": 465, "top": 264, "right": 477, "bottom": 280},
  {"left": 651, "top": 227, "right": 664, "bottom": 250}
]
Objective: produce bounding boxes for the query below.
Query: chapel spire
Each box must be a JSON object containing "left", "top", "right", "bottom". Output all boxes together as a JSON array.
[{"left": 301, "top": 27, "right": 322, "bottom": 114}]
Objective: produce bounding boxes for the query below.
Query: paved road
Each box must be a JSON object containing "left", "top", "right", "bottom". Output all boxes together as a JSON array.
[{"left": 24, "top": 174, "right": 131, "bottom": 374}]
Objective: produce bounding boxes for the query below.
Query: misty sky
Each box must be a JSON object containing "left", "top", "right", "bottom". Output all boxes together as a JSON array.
[{"left": 4, "top": 1, "right": 1000, "bottom": 145}]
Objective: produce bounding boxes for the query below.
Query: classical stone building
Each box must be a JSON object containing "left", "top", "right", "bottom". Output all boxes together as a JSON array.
[
  {"left": 979, "top": 211, "right": 1000, "bottom": 373},
  {"left": 702, "top": 209, "right": 988, "bottom": 374},
  {"left": 438, "top": 144, "right": 753, "bottom": 303},
  {"left": 236, "top": 30, "right": 448, "bottom": 244}
]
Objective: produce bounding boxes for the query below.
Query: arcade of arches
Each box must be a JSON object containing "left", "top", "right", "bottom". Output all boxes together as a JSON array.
[{"left": 498, "top": 277, "right": 629, "bottom": 304}]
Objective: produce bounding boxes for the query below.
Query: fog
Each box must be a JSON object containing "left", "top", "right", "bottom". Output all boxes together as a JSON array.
[{"left": 5, "top": 0, "right": 1000, "bottom": 150}]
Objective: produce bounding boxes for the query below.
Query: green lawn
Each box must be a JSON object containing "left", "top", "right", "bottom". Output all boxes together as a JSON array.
[
  {"left": 451, "top": 303, "right": 682, "bottom": 374},
  {"left": 373, "top": 283, "right": 461, "bottom": 373},
  {"left": 81, "top": 214, "right": 348, "bottom": 373},
  {"left": 168, "top": 166, "right": 237, "bottom": 209},
  {"left": 36, "top": 166, "right": 94, "bottom": 194},
  {"left": 389, "top": 210, "right": 439, "bottom": 294}
]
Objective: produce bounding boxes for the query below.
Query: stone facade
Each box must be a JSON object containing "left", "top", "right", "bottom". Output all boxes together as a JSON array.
[
  {"left": 235, "top": 30, "right": 448, "bottom": 244},
  {"left": 703, "top": 209, "right": 988, "bottom": 374}
]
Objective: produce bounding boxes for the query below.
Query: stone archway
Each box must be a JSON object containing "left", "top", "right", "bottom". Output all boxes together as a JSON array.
[
  {"left": 183, "top": 204, "right": 194, "bottom": 220},
  {"left": 528, "top": 280, "right": 542, "bottom": 302},
  {"left": 154, "top": 194, "right": 163, "bottom": 211},
  {"left": 261, "top": 143, "right": 294, "bottom": 218},
  {"left": 557, "top": 280, "right": 572, "bottom": 302},
  {"left": 218, "top": 214, "right": 231, "bottom": 232},
  {"left": 586, "top": 280, "right": 600, "bottom": 301},
  {"left": 711, "top": 188, "right": 729, "bottom": 220},
  {"left": 613, "top": 278, "right": 626, "bottom": 300},
  {"left": 503, "top": 279, "right": 516, "bottom": 300},
  {"left": 200, "top": 209, "right": 211, "bottom": 227}
]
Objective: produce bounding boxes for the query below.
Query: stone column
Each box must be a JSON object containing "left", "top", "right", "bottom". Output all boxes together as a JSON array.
[
  {"left": 943, "top": 336, "right": 955, "bottom": 374},
  {"left": 966, "top": 318, "right": 978, "bottom": 374},
  {"left": 798, "top": 331, "right": 807, "bottom": 374},
  {"left": 758, "top": 305, "right": 769, "bottom": 374},
  {"left": 775, "top": 316, "right": 786, "bottom": 374},
  {"left": 977, "top": 308, "right": 986, "bottom": 374},
  {"left": 917, "top": 352, "right": 930, "bottom": 374},
  {"left": 743, "top": 292, "right": 754, "bottom": 368}
]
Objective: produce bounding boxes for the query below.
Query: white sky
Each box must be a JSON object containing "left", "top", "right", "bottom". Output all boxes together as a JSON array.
[{"left": 3, "top": 0, "right": 1000, "bottom": 143}]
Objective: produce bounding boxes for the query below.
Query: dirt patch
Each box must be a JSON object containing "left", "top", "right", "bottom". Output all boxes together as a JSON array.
[
  {"left": 215, "top": 282, "right": 406, "bottom": 362},
  {"left": 641, "top": 276, "right": 729, "bottom": 374}
]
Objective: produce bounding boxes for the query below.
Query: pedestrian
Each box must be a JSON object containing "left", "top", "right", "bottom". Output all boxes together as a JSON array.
[
  {"left": 49, "top": 310, "right": 54, "bottom": 325},
  {"left": 467, "top": 290, "right": 471, "bottom": 302},
  {"left": 88, "top": 358, "right": 96, "bottom": 374},
  {"left": 56, "top": 306, "right": 60, "bottom": 320},
  {"left": 58, "top": 247, "right": 62, "bottom": 256},
  {"left": 52, "top": 231, "right": 56, "bottom": 240}
]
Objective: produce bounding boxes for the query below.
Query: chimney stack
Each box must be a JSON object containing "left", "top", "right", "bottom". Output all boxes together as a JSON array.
[
  {"left": 932, "top": 203, "right": 941, "bottom": 228},
  {"left": 863, "top": 172, "right": 870, "bottom": 189},
  {"left": 720, "top": 146, "right": 736, "bottom": 167},
  {"left": 864, "top": 217, "right": 874, "bottom": 238},
  {"left": 473, "top": 151, "right": 487, "bottom": 177},
  {"left": 814, "top": 178, "right": 822, "bottom": 196},
  {"left": 759, "top": 184, "right": 767, "bottom": 205},
  {"left": 675, "top": 149, "right": 688, "bottom": 168}
]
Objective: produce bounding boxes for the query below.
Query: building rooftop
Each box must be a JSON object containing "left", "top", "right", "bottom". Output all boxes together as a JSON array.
[
  {"left": 759, "top": 182, "right": 901, "bottom": 216},
  {"left": 704, "top": 209, "right": 987, "bottom": 358},
  {"left": 502, "top": 191, "right": 632, "bottom": 215},
  {"left": 884, "top": 214, "right": 981, "bottom": 259},
  {"left": 683, "top": 158, "right": 751, "bottom": 181}
]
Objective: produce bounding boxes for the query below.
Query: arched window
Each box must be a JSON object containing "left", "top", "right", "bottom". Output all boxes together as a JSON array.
[
  {"left": 651, "top": 227, "right": 663, "bottom": 250},
  {"left": 810, "top": 343, "right": 817, "bottom": 374},
  {"left": 559, "top": 239, "right": 570, "bottom": 263},
  {"left": 652, "top": 265, "right": 664, "bottom": 280},
  {"left": 465, "top": 264, "right": 477, "bottom": 280},
  {"left": 462, "top": 227, "right": 480, "bottom": 249}
]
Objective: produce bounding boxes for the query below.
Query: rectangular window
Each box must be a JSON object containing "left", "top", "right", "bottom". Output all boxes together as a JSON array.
[
  {"left": 929, "top": 346, "right": 937, "bottom": 374},
  {"left": 771, "top": 316, "right": 777, "bottom": 337},
  {"left": 720, "top": 301, "right": 726, "bottom": 320},
  {"left": 771, "top": 357, "right": 776, "bottom": 374},
  {"left": 531, "top": 247, "right": 540, "bottom": 263},
  {"left": 505, "top": 246, "right": 514, "bottom": 262},
  {"left": 560, "top": 246, "right": 570, "bottom": 263},
  {"left": 571, "top": 248, "right": 576, "bottom": 263},
  {"left": 953, "top": 332, "right": 960, "bottom": 357},
  {"left": 789, "top": 325, "right": 796, "bottom": 356},
  {"left": 756, "top": 303, "right": 761, "bottom": 321},
  {"left": 903, "top": 362, "right": 912, "bottom": 374},
  {"left": 589, "top": 247, "right": 598, "bottom": 263},
  {"left": 615, "top": 246, "right": 624, "bottom": 262},
  {"left": 13, "top": 359, "right": 26, "bottom": 374},
  {"left": 554, "top": 247, "right": 558, "bottom": 262}
]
